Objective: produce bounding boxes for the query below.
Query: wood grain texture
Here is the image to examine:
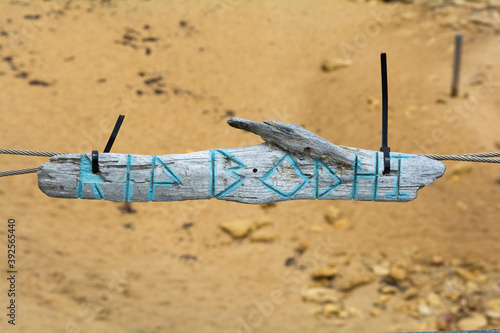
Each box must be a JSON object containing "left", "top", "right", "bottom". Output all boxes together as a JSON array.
[{"left": 37, "top": 118, "right": 446, "bottom": 203}]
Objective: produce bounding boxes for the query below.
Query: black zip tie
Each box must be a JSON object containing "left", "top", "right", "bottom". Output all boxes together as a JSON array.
[
  {"left": 92, "top": 150, "right": 99, "bottom": 174},
  {"left": 451, "top": 34, "right": 463, "bottom": 97},
  {"left": 380, "top": 53, "right": 391, "bottom": 175},
  {"left": 92, "top": 115, "right": 125, "bottom": 174},
  {"left": 104, "top": 115, "right": 125, "bottom": 153}
]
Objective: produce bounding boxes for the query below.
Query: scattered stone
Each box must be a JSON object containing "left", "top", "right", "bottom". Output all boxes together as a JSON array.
[
  {"left": 444, "top": 290, "right": 461, "bottom": 302},
  {"left": 321, "top": 58, "right": 351, "bottom": 73},
  {"left": 403, "top": 287, "right": 419, "bottom": 300},
  {"left": 457, "top": 313, "right": 487, "bottom": 330},
  {"left": 467, "top": 293, "right": 483, "bottom": 310},
  {"left": 370, "top": 308, "right": 381, "bottom": 317},
  {"left": 379, "top": 286, "right": 398, "bottom": 294},
  {"left": 378, "top": 294, "right": 390, "bottom": 304},
  {"left": 372, "top": 264, "right": 390, "bottom": 277},
  {"left": 418, "top": 303, "right": 432, "bottom": 316},
  {"left": 220, "top": 219, "right": 255, "bottom": 238},
  {"left": 436, "top": 313, "right": 453, "bottom": 331},
  {"left": 250, "top": 228, "right": 276, "bottom": 242},
  {"left": 338, "top": 310, "right": 349, "bottom": 319},
  {"left": 431, "top": 255, "right": 445, "bottom": 266},
  {"left": 486, "top": 309, "right": 500, "bottom": 320},
  {"left": 332, "top": 218, "right": 349, "bottom": 229},
  {"left": 409, "top": 273, "right": 430, "bottom": 288},
  {"left": 324, "top": 206, "right": 342, "bottom": 224},
  {"left": 466, "top": 281, "right": 480, "bottom": 293},
  {"left": 347, "top": 306, "right": 359, "bottom": 317},
  {"left": 486, "top": 298, "right": 500, "bottom": 319},
  {"left": 312, "top": 267, "right": 338, "bottom": 279},
  {"left": 296, "top": 242, "right": 309, "bottom": 254},
  {"left": 435, "top": 97, "right": 447, "bottom": 104},
  {"left": 389, "top": 266, "right": 407, "bottom": 282},
  {"left": 301, "top": 287, "right": 340, "bottom": 304},
  {"left": 427, "top": 292, "right": 442, "bottom": 307},
  {"left": 340, "top": 273, "right": 375, "bottom": 291},
  {"left": 394, "top": 301, "right": 415, "bottom": 314},
  {"left": 323, "top": 303, "right": 342, "bottom": 316},
  {"left": 456, "top": 267, "right": 476, "bottom": 282},
  {"left": 488, "top": 298, "right": 500, "bottom": 311},
  {"left": 495, "top": 136, "right": 500, "bottom": 149}
]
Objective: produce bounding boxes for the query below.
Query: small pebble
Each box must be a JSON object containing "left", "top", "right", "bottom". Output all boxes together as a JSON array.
[
  {"left": 372, "top": 264, "right": 390, "bottom": 277},
  {"left": 378, "top": 295, "right": 390, "bottom": 304},
  {"left": 431, "top": 255, "right": 444, "bottom": 266},
  {"left": 296, "top": 242, "right": 309, "bottom": 254},
  {"left": 389, "top": 266, "right": 407, "bottom": 282},
  {"left": 219, "top": 219, "right": 255, "bottom": 238},
  {"left": 456, "top": 267, "right": 476, "bottom": 282},
  {"left": 324, "top": 206, "right": 342, "bottom": 224},
  {"left": 403, "top": 287, "right": 419, "bottom": 300},
  {"left": 370, "top": 308, "right": 381, "bottom": 317},
  {"left": 332, "top": 218, "right": 349, "bottom": 229},
  {"left": 379, "top": 286, "right": 398, "bottom": 294},
  {"left": 312, "top": 267, "right": 338, "bottom": 279},
  {"left": 457, "top": 313, "right": 487, "bottom": 330},
  {"left": 321, "top": 58, "right": 351, "bottom": 73},
  {"left": 323, "top": 303, "right": 342, "bottom": 316},
  {"left": 250, "top": 228, "right": 276, "bottom": 242},
  {"left": 436, "top": 313, "right": 453, "bottom": 331},
  {"left": 301, "top": 287, "right": 340, "bottom": 304},
  {"left": 340, "top": 273, "right": 375, "bottom": 291}
]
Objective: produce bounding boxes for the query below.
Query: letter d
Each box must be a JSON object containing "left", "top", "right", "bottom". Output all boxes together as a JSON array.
[
  {"left": 236, "top": 317, "right": 252, "bottom": 333},
  {"left": 254, "top": 299, "right": 274, "bottom": 317}
]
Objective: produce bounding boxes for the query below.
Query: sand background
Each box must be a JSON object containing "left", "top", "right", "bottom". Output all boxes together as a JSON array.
[{"left": 0, "top": 0, "right": 499, "bottom": 332}]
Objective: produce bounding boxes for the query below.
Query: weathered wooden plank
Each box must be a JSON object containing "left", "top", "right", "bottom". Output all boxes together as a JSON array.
[{"left": 37, "top": 118, "right": 445, "bottom": 203}]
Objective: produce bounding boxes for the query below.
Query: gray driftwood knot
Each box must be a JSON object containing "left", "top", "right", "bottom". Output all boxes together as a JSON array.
[
  {"left": 227, "top": 117, "right": 356, "bottom": 166},
  {"left": 38, "top": 118, "right": 445, "bottom": 203}
]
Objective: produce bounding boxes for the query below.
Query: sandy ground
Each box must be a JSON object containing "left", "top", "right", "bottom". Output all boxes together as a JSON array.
[{"left": 0, "top": 0, "right": 499, "bottom": 332}]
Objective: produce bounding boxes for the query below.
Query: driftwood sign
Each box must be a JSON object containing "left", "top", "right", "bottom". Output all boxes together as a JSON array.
[{"left": 37, "top": 118, "right": 445, "bottom": 203}]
